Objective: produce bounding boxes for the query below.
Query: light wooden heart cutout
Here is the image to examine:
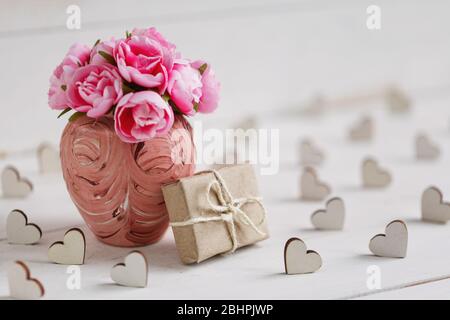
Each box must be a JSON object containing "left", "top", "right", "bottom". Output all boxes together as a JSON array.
[
  {"left": 311, "top": 197, "right": 345, "bottom": 230},
  {"left": 284, "top": 237, "right": 322, "bottom": 274},
  {"left": 1, "top": 166, "right": 33, "bottom": 198},
  {"left": 302, "top": 95, "right": 325, "bottom": 116},
  {"left": 7, "top": 210, "right": 42, "bottom": 245},
  {"left": 361, "top": 158, "right": 391, "bottom": 188},
  {"left": 300, "top": 139, "right": 324, "bottom": 166},
  {"left": 421, "top": 186, "right": 450, "bottom": 224},
  {"left": 8, "top": 261, "right": 45, "bottom": 300},
  {"left": 349, "top": 116, "right": 373, "bottom": 141},
  {"left": 111, "top": 251, "right": 148, "bottom": 288},
  {"left": 37, "top": 143, "right": 61, "bottom": 174},
  {"left": 415, "top": 134, "right": 440, "bottom": 160},
  {"left": 369, "top": 220, "right": 408, "bottom": 258},
  {"left": 300, "top": 167, "right": 331, "bottom": 201},
  {"left": 386, "top": 87, "right": 410, "bottom": 113},
  {"left": 235, "top": 116, "right": 258, "bottom": 130},
  {"left": 48, "top": 228, "right": 86, "bottom": 265}
]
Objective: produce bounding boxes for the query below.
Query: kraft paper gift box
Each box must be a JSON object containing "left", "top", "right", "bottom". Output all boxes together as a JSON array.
[{"left": 162, "top": 164, "right": 269, "bottom": 264}]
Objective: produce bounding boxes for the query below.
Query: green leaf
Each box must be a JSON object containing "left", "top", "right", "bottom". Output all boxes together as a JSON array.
[
  {"left": 126, "top": 30, "right": 131, "bottom": 39},
  {"left": 93, "top": 39, "right": 101, "bottom": 48},
  {"left": 122, "top": 82, "right": 133, "bottom": 95},
  {"left": 57, "top": 107, "right": 71, "bottom": 119},
  {"left": 168, "top": 100, "right": 184, "bottom": 116},
  {"left": 122, "top": 81, "right": 136, "bottom": 95},
  {"left": 122, "top": 80, "right": 147, "bottom": 93},
  {"left": 193, "top": 102, "right": 199, "bottom": 112},
  {"left": 68, "top": 112, "right": 85, "bottom": 122},
  {"left": 98, "top": 51, "right": 116, "bottom": 66},
  {"left": 198, "top": 63, "right": 208, "bottom": 75},
  {"left": 162, "top": 93, "right": 171, "bottom": 102}
]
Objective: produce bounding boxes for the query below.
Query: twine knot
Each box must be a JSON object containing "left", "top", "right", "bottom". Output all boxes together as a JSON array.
[{"left": 170, "top": 170, "right": 267, "bottom": 253}]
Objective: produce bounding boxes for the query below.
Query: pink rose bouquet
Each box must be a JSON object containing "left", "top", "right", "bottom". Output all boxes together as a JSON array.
[{"left": 48, "top": 27, "right": 220, "bottom": 143}]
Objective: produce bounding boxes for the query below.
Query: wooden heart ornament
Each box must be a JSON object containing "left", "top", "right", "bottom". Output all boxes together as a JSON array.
[
  {"left": 311, "top": 197, "right": 345, "bottom": 230},
  {"left": 8, "top": 261, "right": 45, "bottom": 300},
  {"left": 111, "top": 251, "right": 148, "bottom": 288},
  {"left": 235, "top": 116, "right": 258, "bottom": 130},
  {"left": 300, "top": 167, "right": 331, "bottom": 201},
  {"left": 37, "top": 143, "right": 61, "bottom": 174},
  {"left": 421, "top": 186, "right": 450, "bottom": 224},
  {"left": 361, "top": 158, "right": 391, "bottom": 188},
  {"left": 284, "top": 237, "right": 322, "bottom": 274},
  {"left": 302, "top": 95, "right": 325, "bottom": 116},
  {"left": 349, "top": 116, "right": 373, "bottom": 141},
  {"left": 386, "top": 87, "right": 410, "bottom": 113},
  {"left": 1, "top": 166, "right": 33, "bottom": 198},
  {"left": 60, "top": 115, "right": 195, "bottom": 247},
  {"left": 48, "top": 228, "right": 86, "bottom": 265},
  {"left": 299, "top": 139, "right": 324, "bottom": 166},
  {"left": 7, "top": 210, "right": 42, "bottom": 245},
  {"left": 415, "top": 134, "right": 440, "bottom": 160},
  {"left": 369, "top": 220, "right": 408, "bottom": 258}
]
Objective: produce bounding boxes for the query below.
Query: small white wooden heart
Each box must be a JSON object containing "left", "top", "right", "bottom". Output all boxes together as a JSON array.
[
  {"left": 415, "top": 134, "right": 440, "bottom": 160},
  {"left": 386, "top": 87, "right": 410, "bottom": 113},
  {"left": 300, "top": 167, "right": 331, "bottom": 201},
  {"left": 349, "top": 116, "right": 373, "bottom": 141},
  {"left": 7, "top": 210, "right": 42, "bottom": 245},
  {"left": 37, "top": 143, "right": 61, "bottom": 174},
  {"left": 421, "top": 186, "right": 450, "bottom": 224},
  {"left": 111, "top": 251, "right": 148, "bottom": 288},
  {"left": 302, "top": 95, "right": 325, "bottom": 117},
  {"left": 284, "top": 238, "right": 322, "bottom": 274},
  {"left": 300, "top": 139, "right": 324, "bottom": 166},
  {"left": 48, "top": 228, "right": 86, "bottom": 265},
  {"left": 235, "top": 116, "right": 258, "bottom": 130},
  {"left": 369, "top": 220, "right": 408, "bottom": 258},
  {"left": 8, "top": 261, "right": 45, "bottom": 300},
  {"left": 362, "top": 158, "right": 391, "bottom": 188},
  {"left": 1, "top": 166, "right": 33, "bottom": 198},
  {"left": 311, "top": 197, "right": 345, "bottom": 230}
]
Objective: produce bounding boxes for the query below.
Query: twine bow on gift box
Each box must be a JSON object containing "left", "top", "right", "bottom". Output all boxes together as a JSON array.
[{"left": 170, "top": 170, "right": 267, "bottom": 253}]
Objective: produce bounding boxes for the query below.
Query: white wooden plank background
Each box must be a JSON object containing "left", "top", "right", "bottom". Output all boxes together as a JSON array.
[{"left": 1, "top": 0, "right": 450, "bottom": 299}]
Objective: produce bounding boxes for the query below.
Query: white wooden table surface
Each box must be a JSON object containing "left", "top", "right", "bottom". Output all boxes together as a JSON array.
[{"left": 1, "top": 0, "right": 450, "bottom": 300}]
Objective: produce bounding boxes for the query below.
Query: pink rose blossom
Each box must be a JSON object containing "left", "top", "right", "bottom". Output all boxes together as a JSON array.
[
  {"left": 114, "top": 91, "right": 174, "bottom": 143},
  {"left": 192, "top": 61, "right": 220, "bottom": 113},
  {"left": 114, "top": 30, "right": 176, "bottom": 93},
  {"left": 90, "top": 38, "right": 116, "bottom": 66},
  {"left": 67, "top": 65, "right": 123, "bottom": 118},
  {"left": 131, "top": 27, "right": 176, "bottom": 52},
  {"left": 48, "top": 43, "right": 91, "bottom": 110},
  {"left": 167, "top": 61, "right": 202, "bottom": 116}
]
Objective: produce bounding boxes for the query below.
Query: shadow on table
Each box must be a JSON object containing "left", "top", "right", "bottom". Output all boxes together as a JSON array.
[
  {"left": 401, "top": 217, "right": 425, "bottom": 225},
  {"left": 261, "top": 272, "right": 286, "bottom": 278},
  {"left": 91, "top": 239, "right": 187, "bottom": 271},
  {"left": 273, "top": 196, "right": 303, "bottom": 203},
  {"left": 353, "top": 253, "right": 400, "bottom": 262},
  {"left": 401, "top": 217, "right": 449, "bottom": 227},
  {"left": 334, "top": 185, "right": 364, "bottom": 193},
  {"left": 91, "top": 237, "right": 264, "bottom": 271}
]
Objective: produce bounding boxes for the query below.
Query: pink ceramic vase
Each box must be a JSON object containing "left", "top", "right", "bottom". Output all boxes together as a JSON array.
[{"left": 60, "top": 115, "right": 195, "bottom": 247}]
